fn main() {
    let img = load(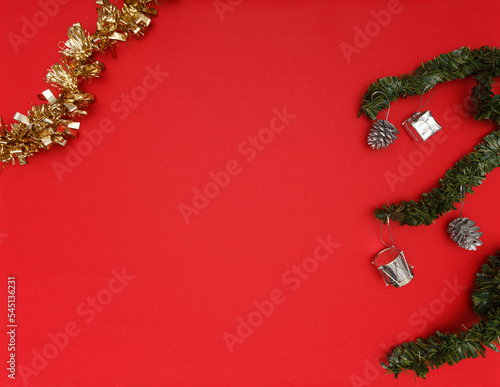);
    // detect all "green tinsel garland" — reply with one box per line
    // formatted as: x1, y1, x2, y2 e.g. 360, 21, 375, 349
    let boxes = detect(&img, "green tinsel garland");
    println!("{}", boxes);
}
382, 251, 500, 379
359, 46, 500, 226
